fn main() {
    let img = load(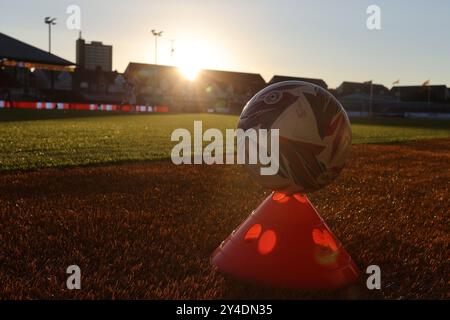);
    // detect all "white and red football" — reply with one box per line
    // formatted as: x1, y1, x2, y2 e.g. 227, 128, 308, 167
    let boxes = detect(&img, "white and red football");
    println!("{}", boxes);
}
238, 81, 352, 193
